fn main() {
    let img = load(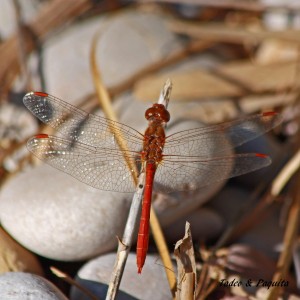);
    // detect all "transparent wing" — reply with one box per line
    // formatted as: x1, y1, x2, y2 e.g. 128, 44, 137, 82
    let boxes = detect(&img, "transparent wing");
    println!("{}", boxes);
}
154, 153, 271, 193
164, 112, 282, 157
27, 135, 140, 192
23, 92, 144, 151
